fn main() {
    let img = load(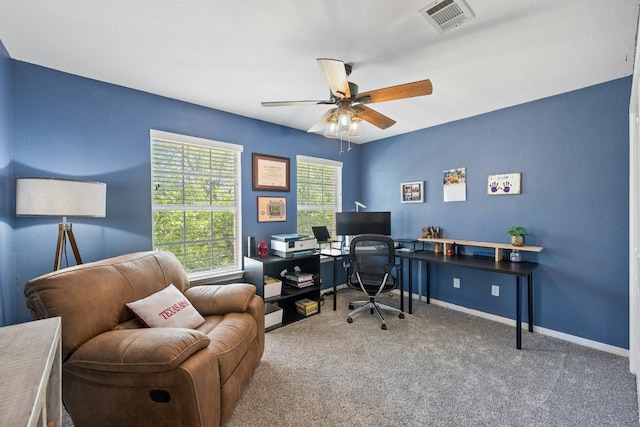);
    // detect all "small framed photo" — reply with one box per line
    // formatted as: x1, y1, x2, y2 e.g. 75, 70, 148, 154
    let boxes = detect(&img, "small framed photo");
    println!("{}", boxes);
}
252, 153, 290, 192
401, 181, 424, 203
487, 172, 522, 195
257, 196, 287, 222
